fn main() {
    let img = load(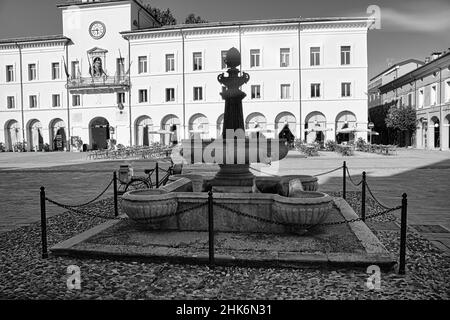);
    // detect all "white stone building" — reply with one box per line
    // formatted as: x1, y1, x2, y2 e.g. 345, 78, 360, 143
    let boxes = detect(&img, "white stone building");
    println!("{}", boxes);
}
0, 0, 369, 151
